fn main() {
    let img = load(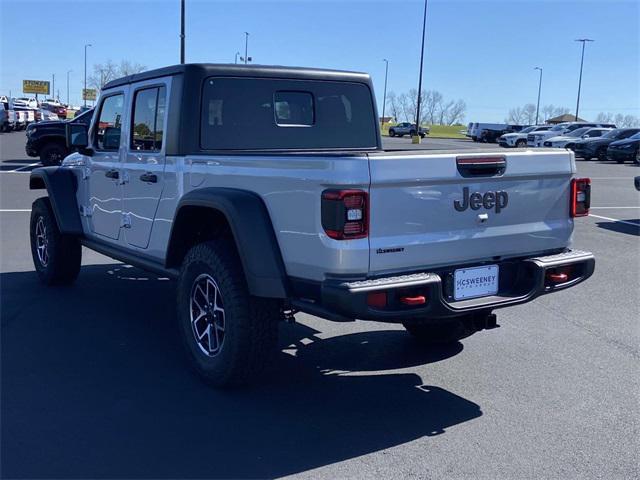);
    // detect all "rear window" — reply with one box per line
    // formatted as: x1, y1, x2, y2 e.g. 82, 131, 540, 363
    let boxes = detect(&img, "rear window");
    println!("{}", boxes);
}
200, 77, 377, 150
